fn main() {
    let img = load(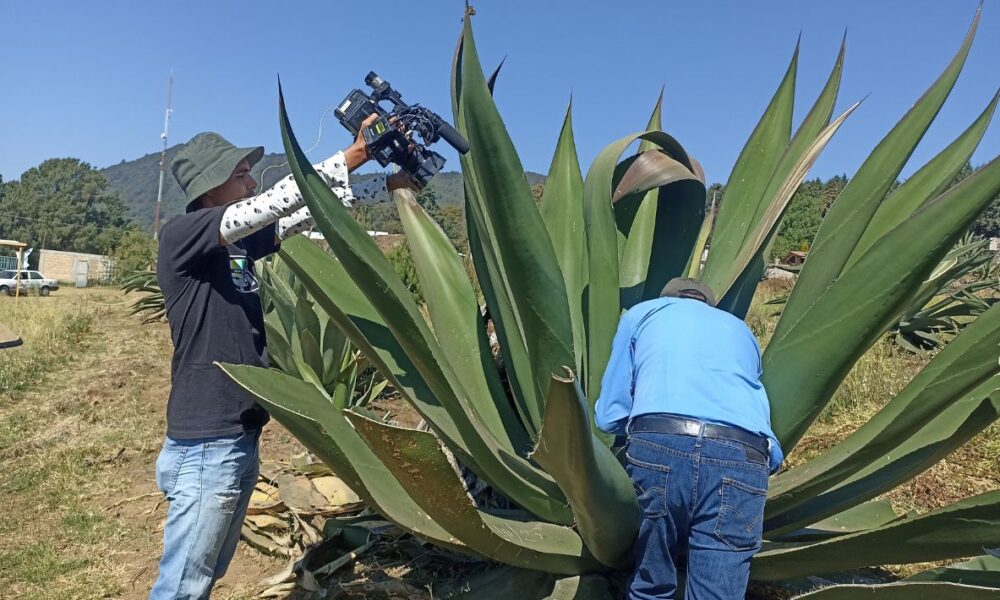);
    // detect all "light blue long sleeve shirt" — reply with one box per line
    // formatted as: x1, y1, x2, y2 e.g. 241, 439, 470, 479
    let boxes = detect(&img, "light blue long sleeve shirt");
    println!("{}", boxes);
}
595, 297, 783, 473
